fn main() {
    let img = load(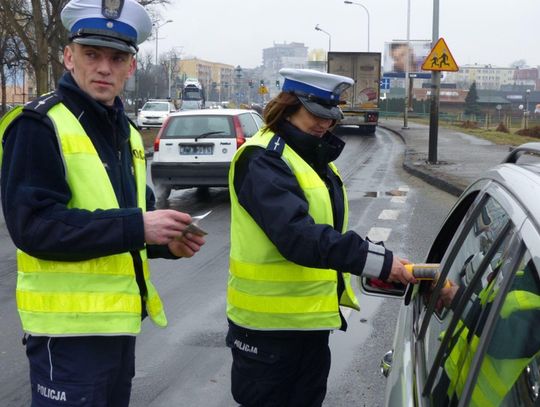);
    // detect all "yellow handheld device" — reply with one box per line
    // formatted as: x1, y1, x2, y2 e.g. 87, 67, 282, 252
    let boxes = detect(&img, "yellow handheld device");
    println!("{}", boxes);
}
404, 263, 451, 288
